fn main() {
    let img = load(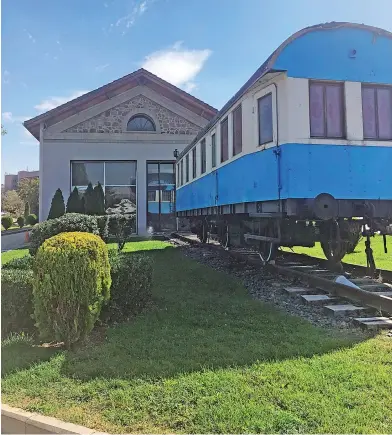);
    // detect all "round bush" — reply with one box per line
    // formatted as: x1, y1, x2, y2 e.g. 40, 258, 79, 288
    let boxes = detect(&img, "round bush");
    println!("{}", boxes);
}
33, 232, 111, 348
26, 214, 38, 226
2, 255, 33, 270
2, 215, 13, 230
17, 216, 25, 228
29, 213, 100, 255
